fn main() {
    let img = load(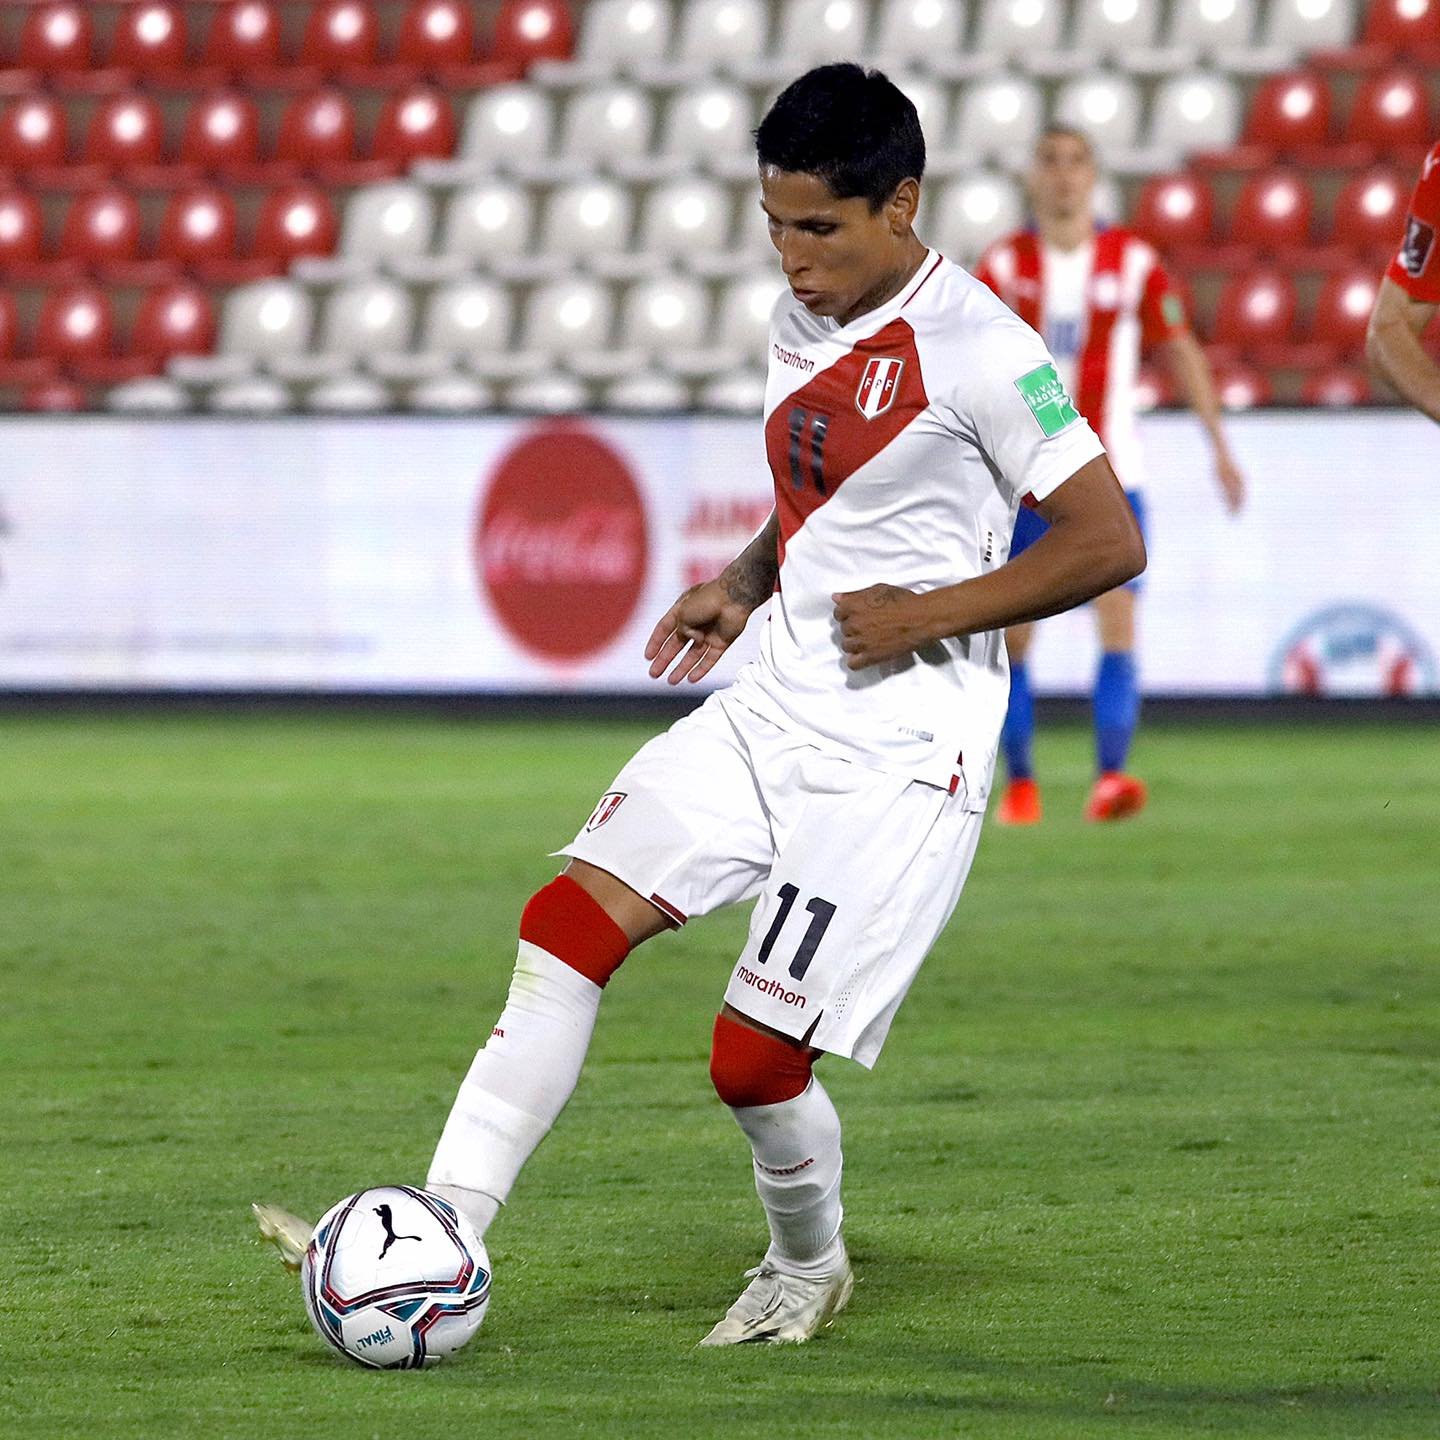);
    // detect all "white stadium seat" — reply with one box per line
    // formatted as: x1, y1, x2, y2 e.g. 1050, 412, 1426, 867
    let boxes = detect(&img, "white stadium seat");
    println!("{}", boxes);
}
408, 374, 497, 412
442, 180, 534, 264
1052, 73, 1143, 159
734, 184, 777, 255
560, 83, 654, 164
930, 172, 1023, 263
320, 279, 415, 359
522, 277, 616, 353
661, 82, 753, 159
1073, 0, 1164, 56
974, 0, 1065, 55
873, 0, 966, 61
716, 272, 787, 354
578, 0, 674, 66
698, 367, 767, 412
774, 0, 873, 64
892, 74, 948, 142
306, 375, 391, 412
461, 85, 555, 165
949, 74, 1043, 160
1165, 0, 1257, 50
675, 0, 770, 64
208, 377, 294, 413
639, 177, 732, 256
340, 182, 435, 266
540, 179, 634, 258
605, 370, 690, 410
507, 371, 592, 411
107, 377, 191, 413
621, 273, 711, 350
219, 280, 314, 362
421, 278, 515, 357
1148, 71, 1241, 155
1261, 0, 1355, 49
